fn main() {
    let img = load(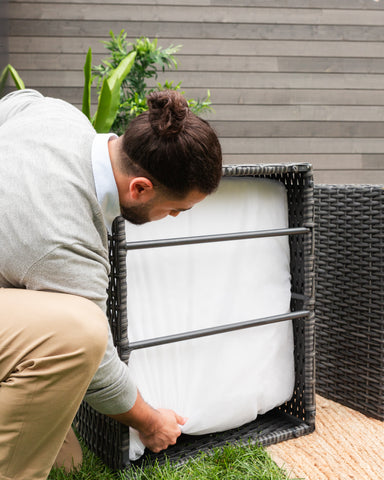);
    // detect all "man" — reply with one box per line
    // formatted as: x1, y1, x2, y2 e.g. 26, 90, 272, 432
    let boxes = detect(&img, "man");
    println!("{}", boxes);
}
0, 88, 222, 479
